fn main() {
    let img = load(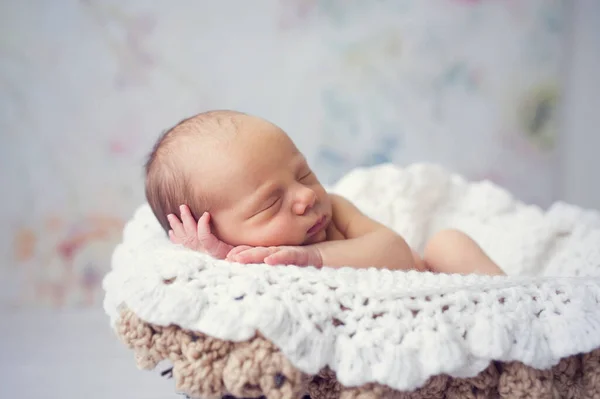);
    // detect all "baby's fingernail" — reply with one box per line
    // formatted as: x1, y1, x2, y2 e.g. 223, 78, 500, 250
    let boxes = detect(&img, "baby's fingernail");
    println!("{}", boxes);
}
179, 205, 186, 212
